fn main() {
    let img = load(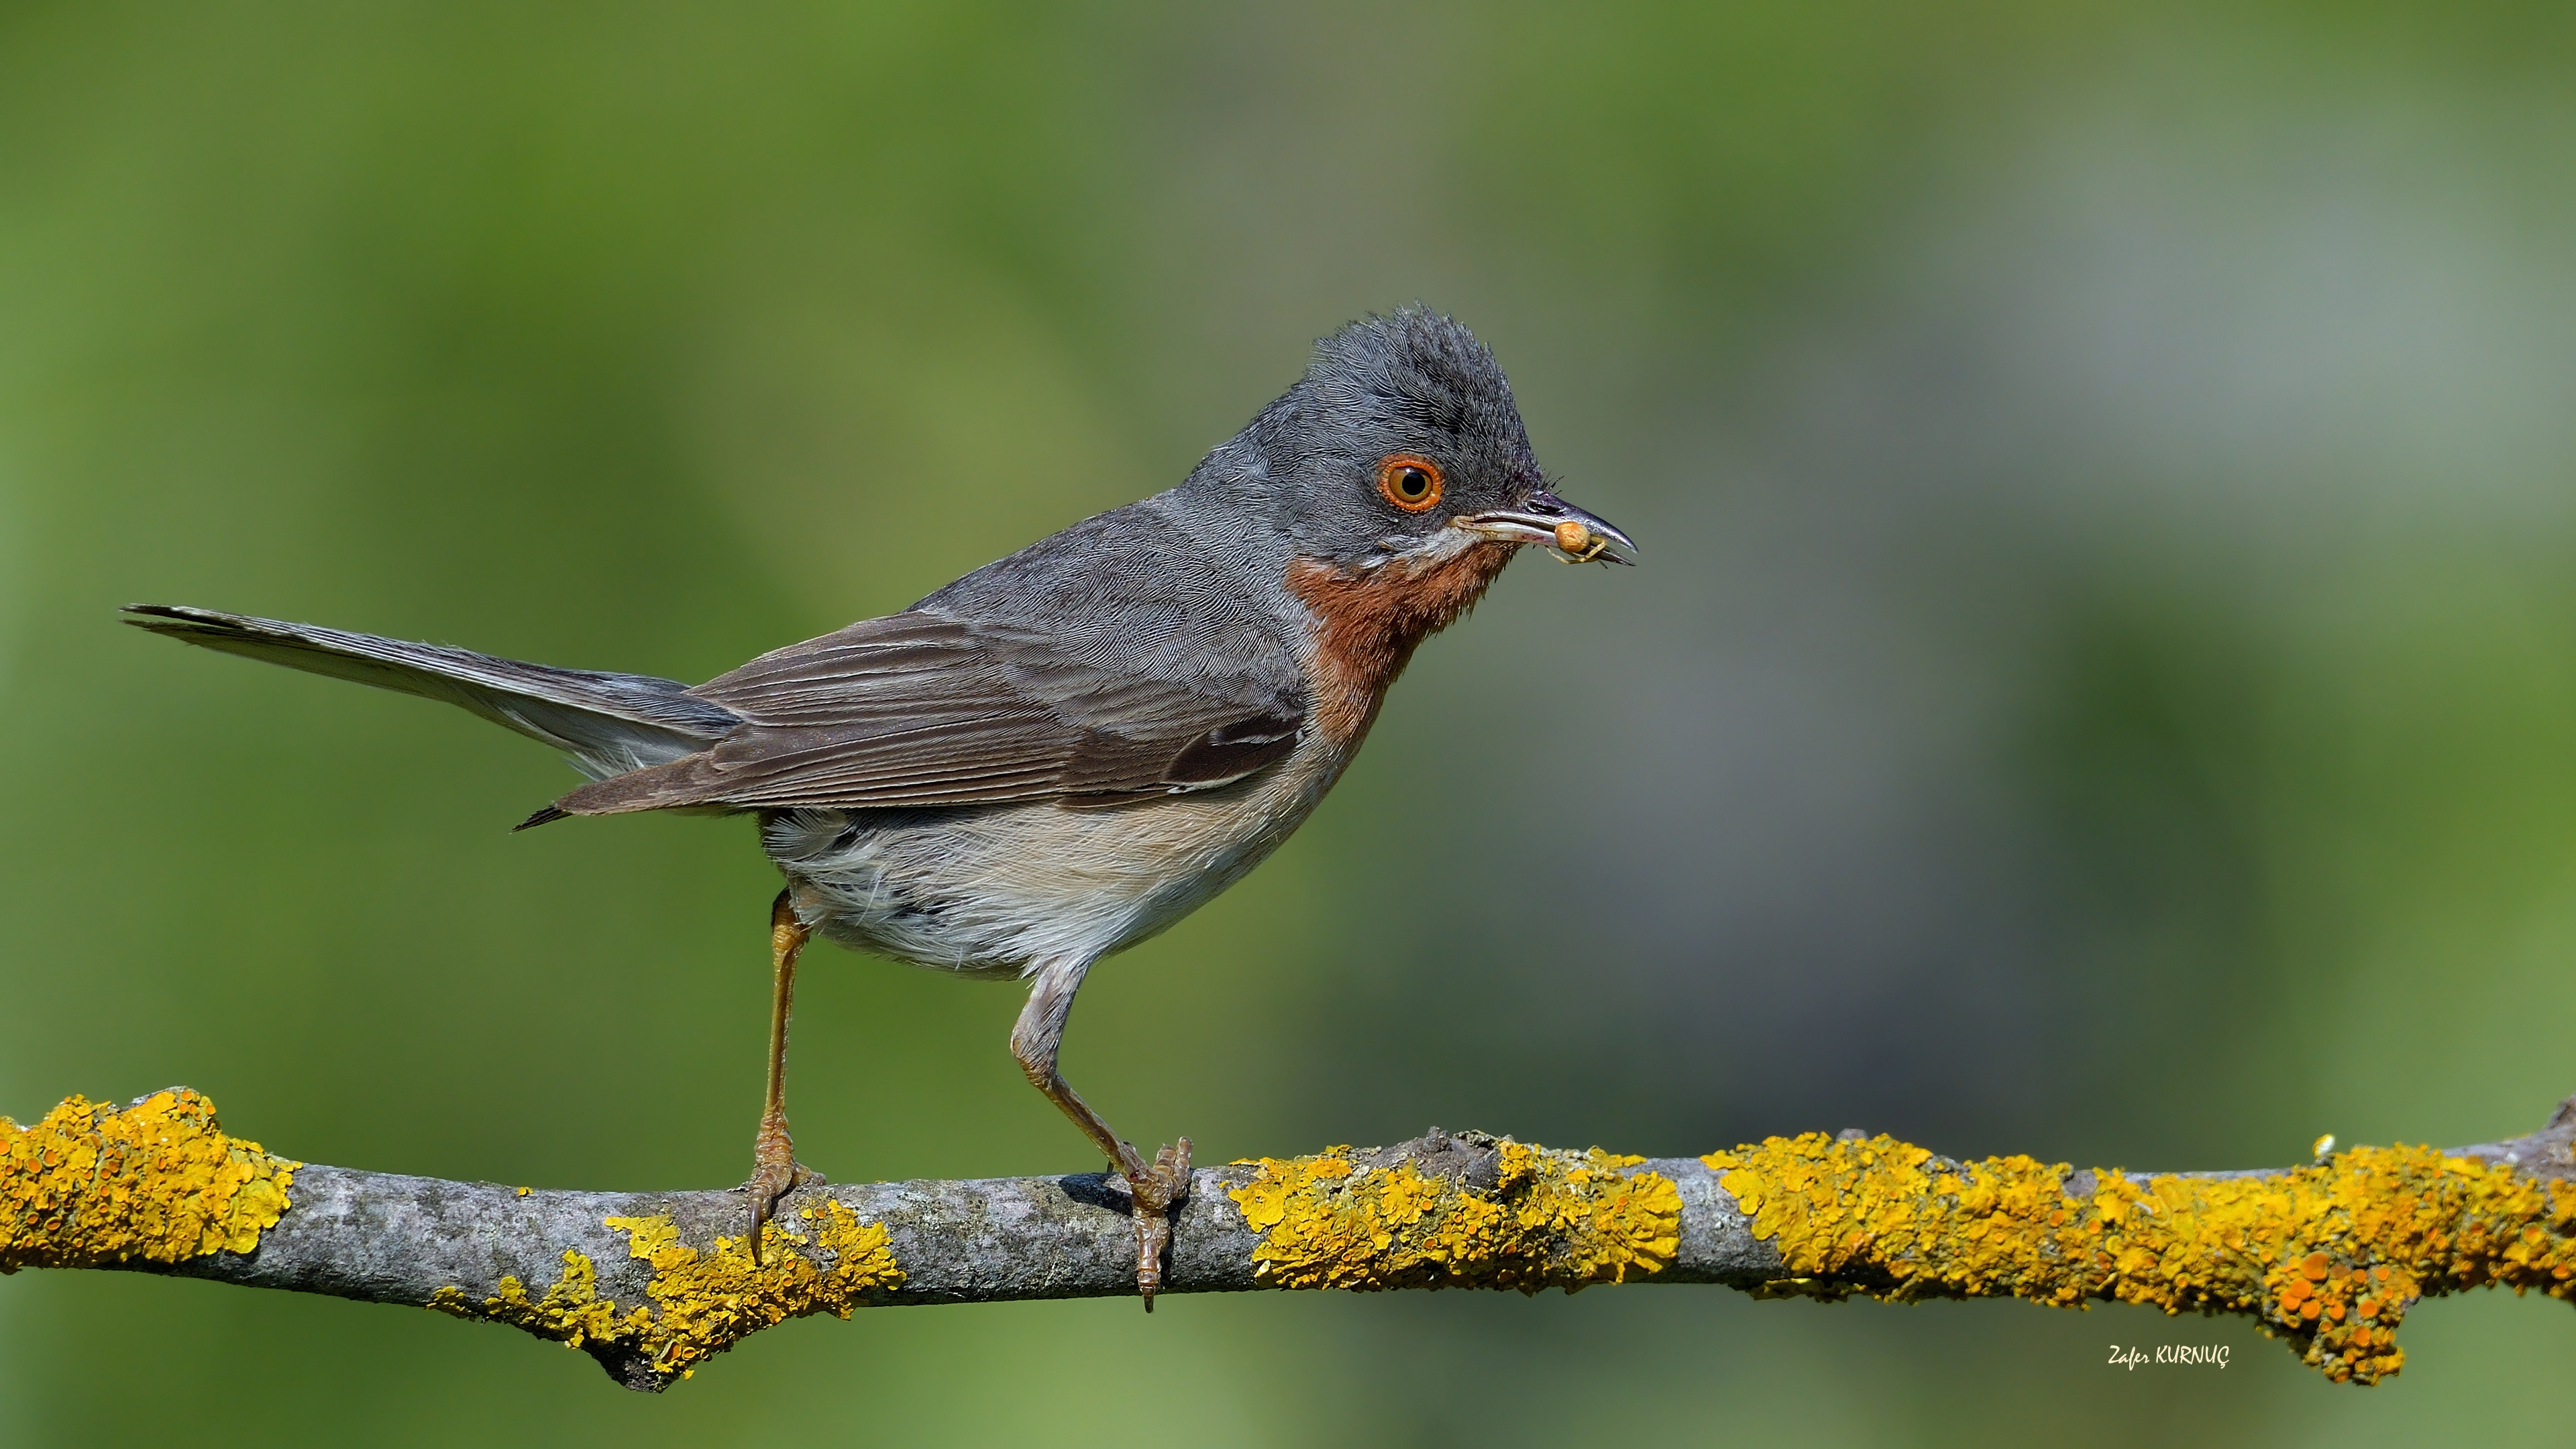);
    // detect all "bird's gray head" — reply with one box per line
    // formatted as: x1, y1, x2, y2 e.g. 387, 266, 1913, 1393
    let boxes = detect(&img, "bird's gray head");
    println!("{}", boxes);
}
1189, 308, 1634, 571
